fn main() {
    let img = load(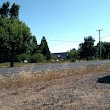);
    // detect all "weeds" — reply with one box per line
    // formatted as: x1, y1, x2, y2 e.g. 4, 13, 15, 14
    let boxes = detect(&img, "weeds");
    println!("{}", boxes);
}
0, 64, 110, 89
